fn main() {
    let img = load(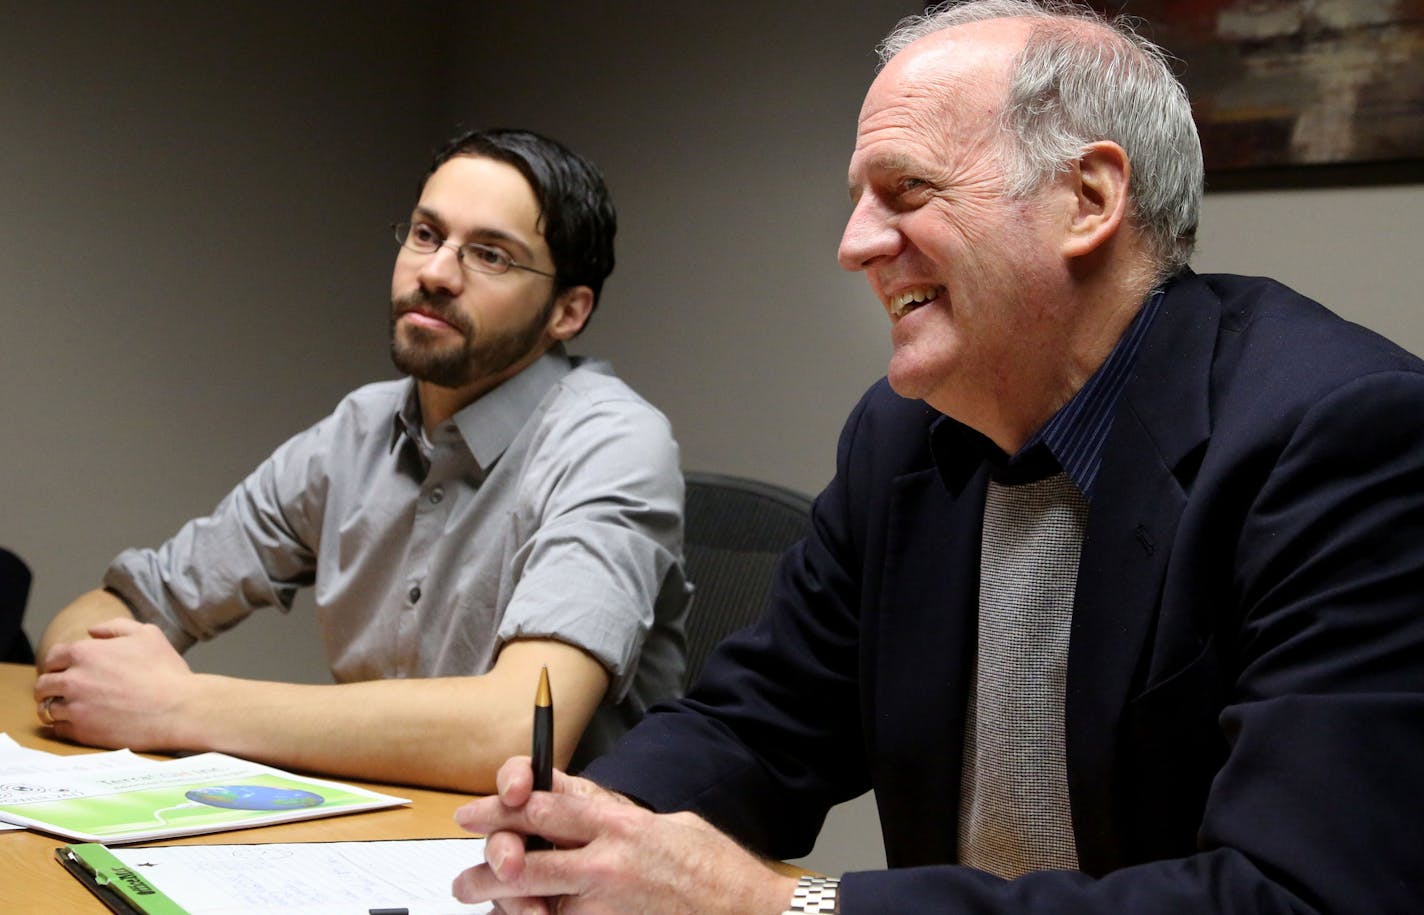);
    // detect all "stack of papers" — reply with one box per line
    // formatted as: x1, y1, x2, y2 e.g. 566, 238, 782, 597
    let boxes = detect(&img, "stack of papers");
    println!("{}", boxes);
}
0, 733, 408, 844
